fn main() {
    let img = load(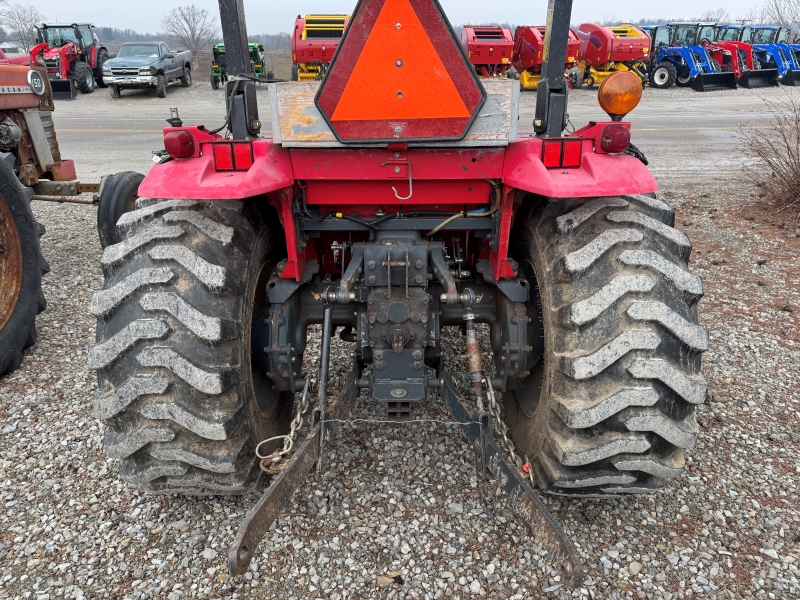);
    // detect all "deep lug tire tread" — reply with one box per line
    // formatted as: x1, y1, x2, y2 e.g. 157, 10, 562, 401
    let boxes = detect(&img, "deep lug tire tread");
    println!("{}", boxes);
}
506, 194, 706, 495
91, 200, 290, 494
